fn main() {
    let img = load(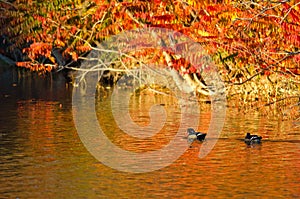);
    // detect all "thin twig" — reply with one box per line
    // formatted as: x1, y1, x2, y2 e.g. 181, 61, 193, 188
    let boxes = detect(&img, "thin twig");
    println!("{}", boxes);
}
264, 96, 299, 106
280, 2, 300, 23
